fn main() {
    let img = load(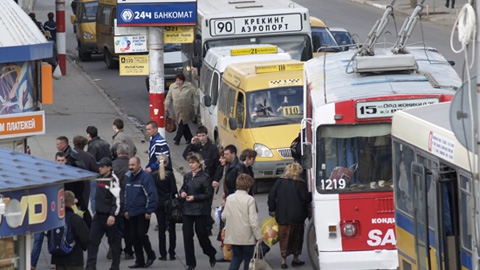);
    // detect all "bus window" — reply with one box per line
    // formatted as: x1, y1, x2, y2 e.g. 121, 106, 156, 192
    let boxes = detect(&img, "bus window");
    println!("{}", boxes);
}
236, 93, 245, 128
211, 72, 219, 106
394, 142, 415, 215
